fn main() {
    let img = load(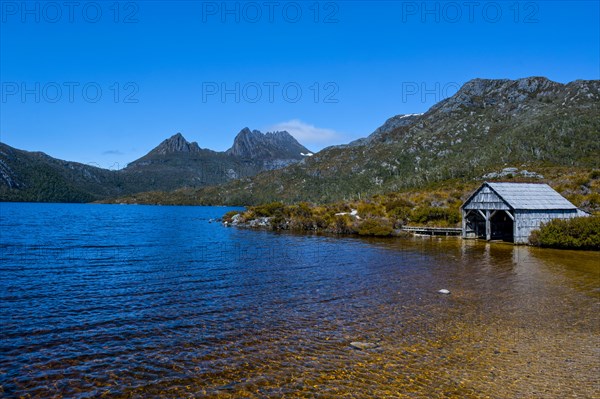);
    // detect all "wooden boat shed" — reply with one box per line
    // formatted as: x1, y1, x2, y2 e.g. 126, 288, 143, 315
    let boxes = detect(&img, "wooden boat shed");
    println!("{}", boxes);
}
461, 182, 587, 244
